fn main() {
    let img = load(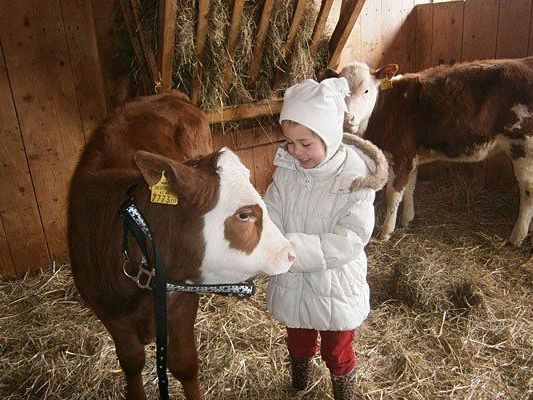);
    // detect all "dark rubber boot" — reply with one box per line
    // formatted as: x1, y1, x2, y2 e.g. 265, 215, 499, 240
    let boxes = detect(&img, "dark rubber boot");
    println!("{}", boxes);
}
290, 357, 312, 391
